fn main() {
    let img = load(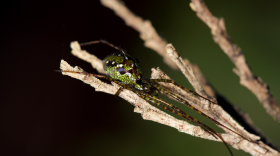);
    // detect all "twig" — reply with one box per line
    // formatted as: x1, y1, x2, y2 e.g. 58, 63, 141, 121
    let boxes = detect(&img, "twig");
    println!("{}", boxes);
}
191, 64, 216, 97
190, 0, 280, 122
70, 41, 105, 74
165, 44, 209, 99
